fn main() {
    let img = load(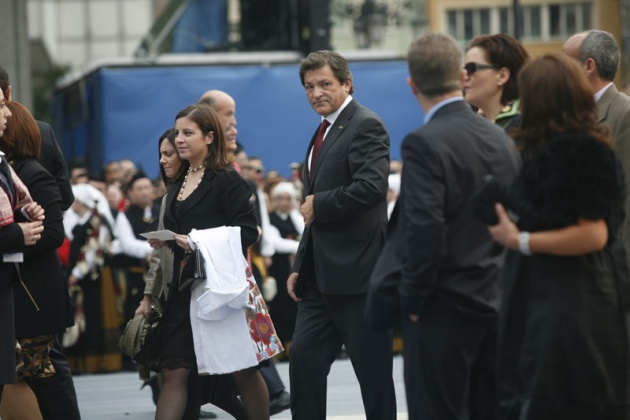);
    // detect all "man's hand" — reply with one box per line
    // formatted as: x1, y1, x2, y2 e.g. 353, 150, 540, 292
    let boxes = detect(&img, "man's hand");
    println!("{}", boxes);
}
19, 221, 44, 245
23, 202, 45, 221
287, 272, 301, 302
300, 195, 315, 227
